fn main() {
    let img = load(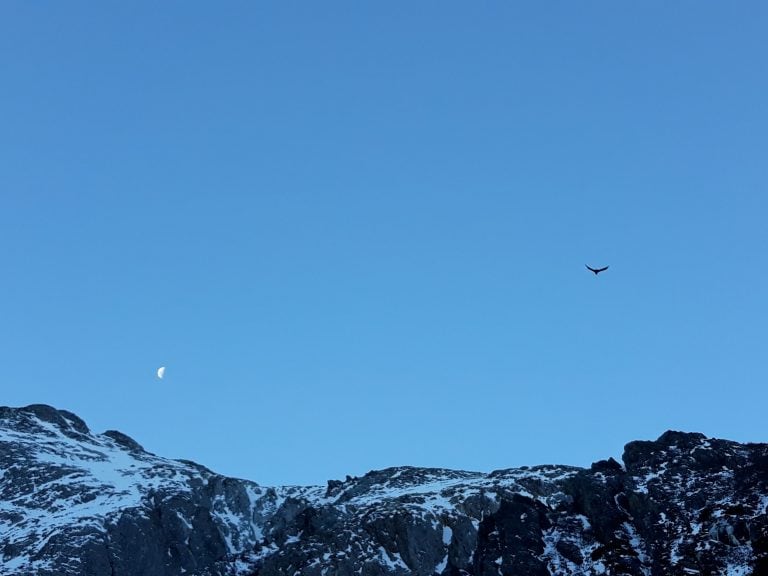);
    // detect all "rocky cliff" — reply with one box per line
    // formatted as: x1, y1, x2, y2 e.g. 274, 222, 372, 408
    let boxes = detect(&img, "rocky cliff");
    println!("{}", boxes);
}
1, 404, 766, 575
